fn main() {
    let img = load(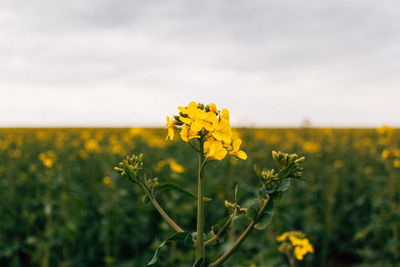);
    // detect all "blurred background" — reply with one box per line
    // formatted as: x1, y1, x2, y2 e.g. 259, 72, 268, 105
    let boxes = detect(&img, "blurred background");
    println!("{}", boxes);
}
1, 1, 399, 266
